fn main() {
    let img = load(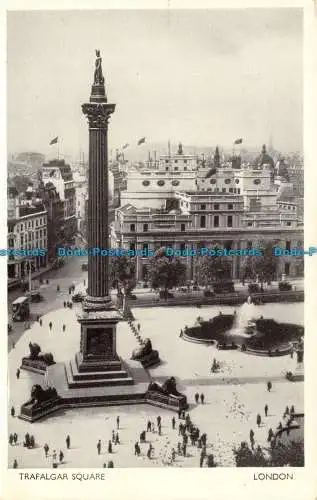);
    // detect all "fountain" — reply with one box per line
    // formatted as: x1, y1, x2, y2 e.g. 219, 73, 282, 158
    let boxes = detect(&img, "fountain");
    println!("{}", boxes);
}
182, 295, 304, 356
234, 296, 261, 336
